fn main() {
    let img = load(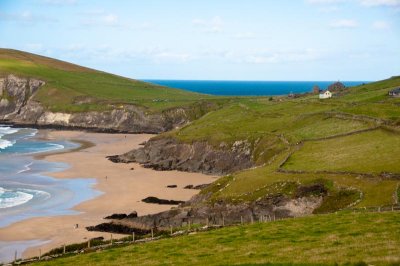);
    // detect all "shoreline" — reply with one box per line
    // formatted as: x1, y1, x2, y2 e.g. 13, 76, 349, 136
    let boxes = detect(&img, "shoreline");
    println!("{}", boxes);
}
0, 130, 217, 262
